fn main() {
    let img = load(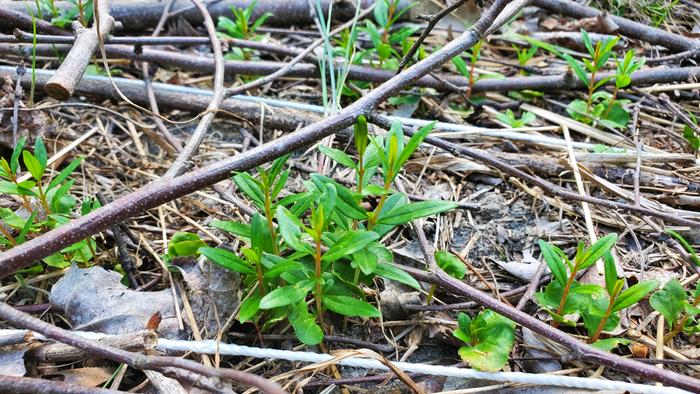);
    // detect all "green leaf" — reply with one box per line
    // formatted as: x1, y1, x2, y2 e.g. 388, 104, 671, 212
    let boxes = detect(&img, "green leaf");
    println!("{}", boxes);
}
354, 115, 369, 157
538, 240, 567, 286
34, 137, 47, 170
276, 206, 314, 254
452, 56, 469, 78
239, 293, 261, 323
0, 180, 35, 196
250, 213, 273, 255
373, 0, 388, 28
48, 157, 83, 190
582, 297, 619, 336
352, 247, 378, 275
323, 295, 380, 317
667, 229, 700, 265
233, 172, 265, 208
374, 263, 421, 290
395, 122, 435, 173
562, 54, 589, 86
289, 301, 323, 345
612, 280, 657, 312
10, 136, 26, 174
456, 310, 516, 372
260, 285, 309, 309
591, 337, 631, 352
318, 145, 356, 169
262, 254, 307, 278
603, 251, 617, 296
435, 251, 466, 280
210, 220, 251, 240
199, 246, 256, 275
310, 175, 367, 220
377, 200, 456, 225
650, 279, 687, 328
578, 233, 617, 270
16, 211, 36, 244
22, 151, 44, 181
323, 231, 379, 262
167, 232, 206, 257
